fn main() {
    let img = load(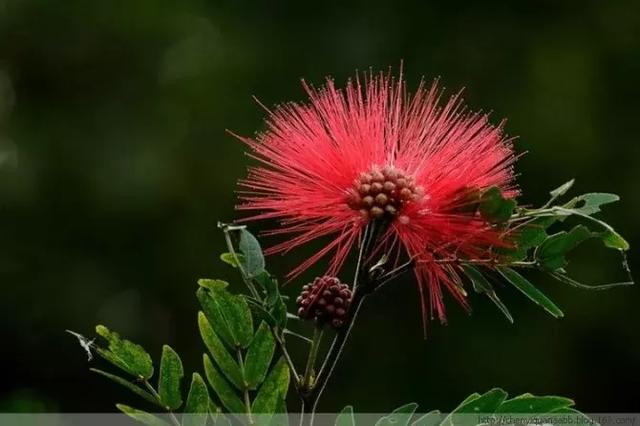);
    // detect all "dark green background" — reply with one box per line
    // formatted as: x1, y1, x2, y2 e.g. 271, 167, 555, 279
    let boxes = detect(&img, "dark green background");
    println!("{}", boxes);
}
0, 0, 638, 413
